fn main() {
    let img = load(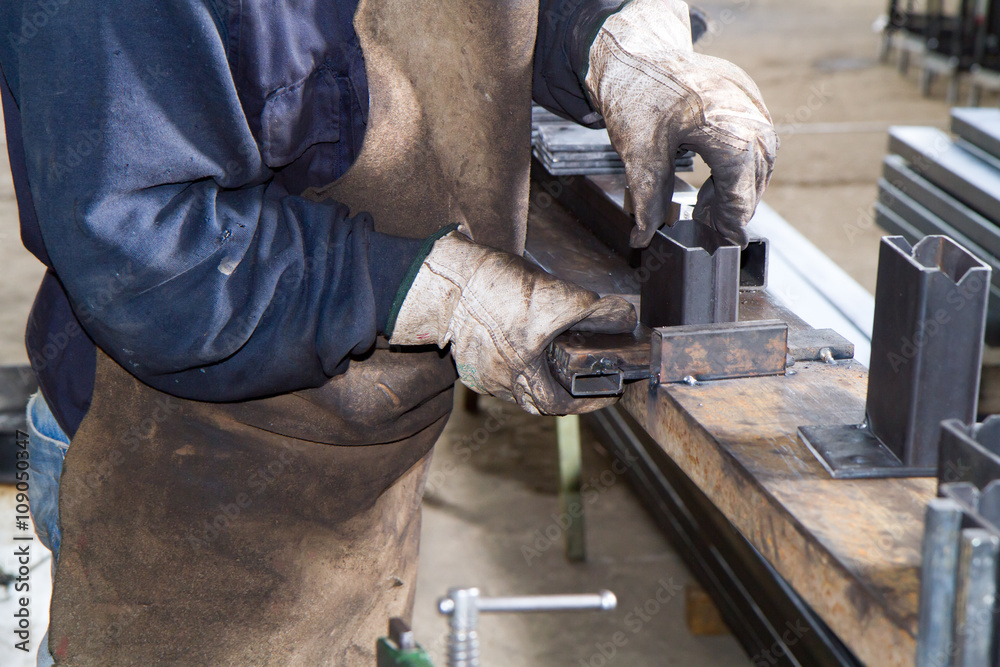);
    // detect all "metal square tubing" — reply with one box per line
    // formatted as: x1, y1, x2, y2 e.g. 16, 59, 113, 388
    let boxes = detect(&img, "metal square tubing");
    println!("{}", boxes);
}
640, 220, 741, 329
